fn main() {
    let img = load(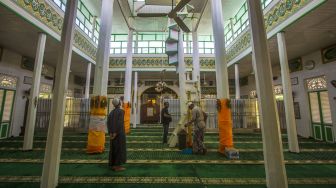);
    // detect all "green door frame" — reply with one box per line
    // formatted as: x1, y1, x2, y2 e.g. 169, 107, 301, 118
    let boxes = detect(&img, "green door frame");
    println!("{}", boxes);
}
308, 90, 333, 142
0, 89, 16, 139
